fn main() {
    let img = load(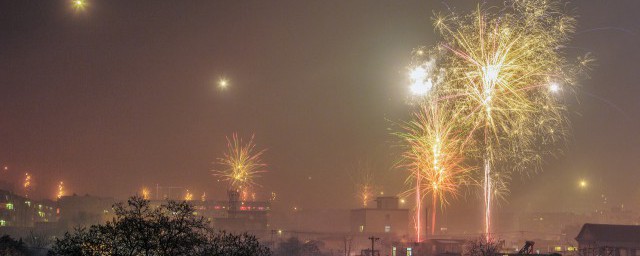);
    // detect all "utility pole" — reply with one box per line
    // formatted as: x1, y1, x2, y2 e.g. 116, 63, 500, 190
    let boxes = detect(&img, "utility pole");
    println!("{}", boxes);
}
270, 229, 277, 249
368, 236, 379, 256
